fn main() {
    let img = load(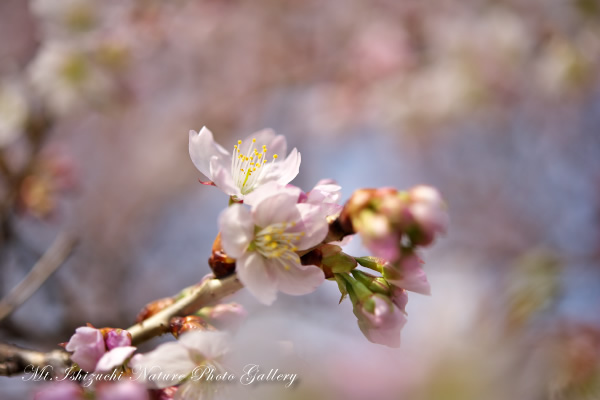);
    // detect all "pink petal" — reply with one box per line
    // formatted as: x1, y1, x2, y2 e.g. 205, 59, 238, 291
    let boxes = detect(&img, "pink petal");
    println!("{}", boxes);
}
95, 346, 136, 372
390, 287, 409, 313
252, 191, 301, 228
385, 255, 431, 295
65, 326, 102, 351
179, 331, 231, 360
65, 327, 105, 372
294, 203, 329, 250
236, 252, 278, 305
189, 127, 229, 179
106, 330, 131, 350
270, 259, 325, 296
358, 313, 406, 348
218, 204, 254, 258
